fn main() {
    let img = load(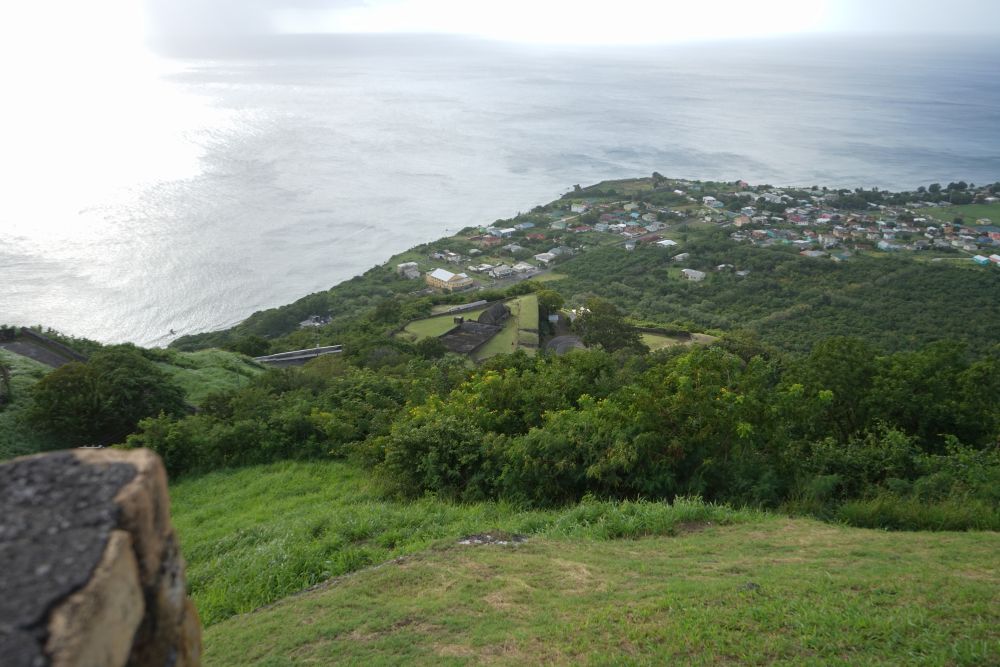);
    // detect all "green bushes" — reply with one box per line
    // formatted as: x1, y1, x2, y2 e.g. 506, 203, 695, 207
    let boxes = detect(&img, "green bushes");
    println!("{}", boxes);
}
129, 359, 467, 477
362, 341, 999, 526
28, 345, 187, 446
145, 326, 1000, 530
